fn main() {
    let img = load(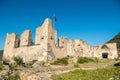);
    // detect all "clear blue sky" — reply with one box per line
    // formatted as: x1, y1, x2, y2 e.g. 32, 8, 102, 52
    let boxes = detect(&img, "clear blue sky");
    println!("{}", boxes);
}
0, 0, 120, 50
